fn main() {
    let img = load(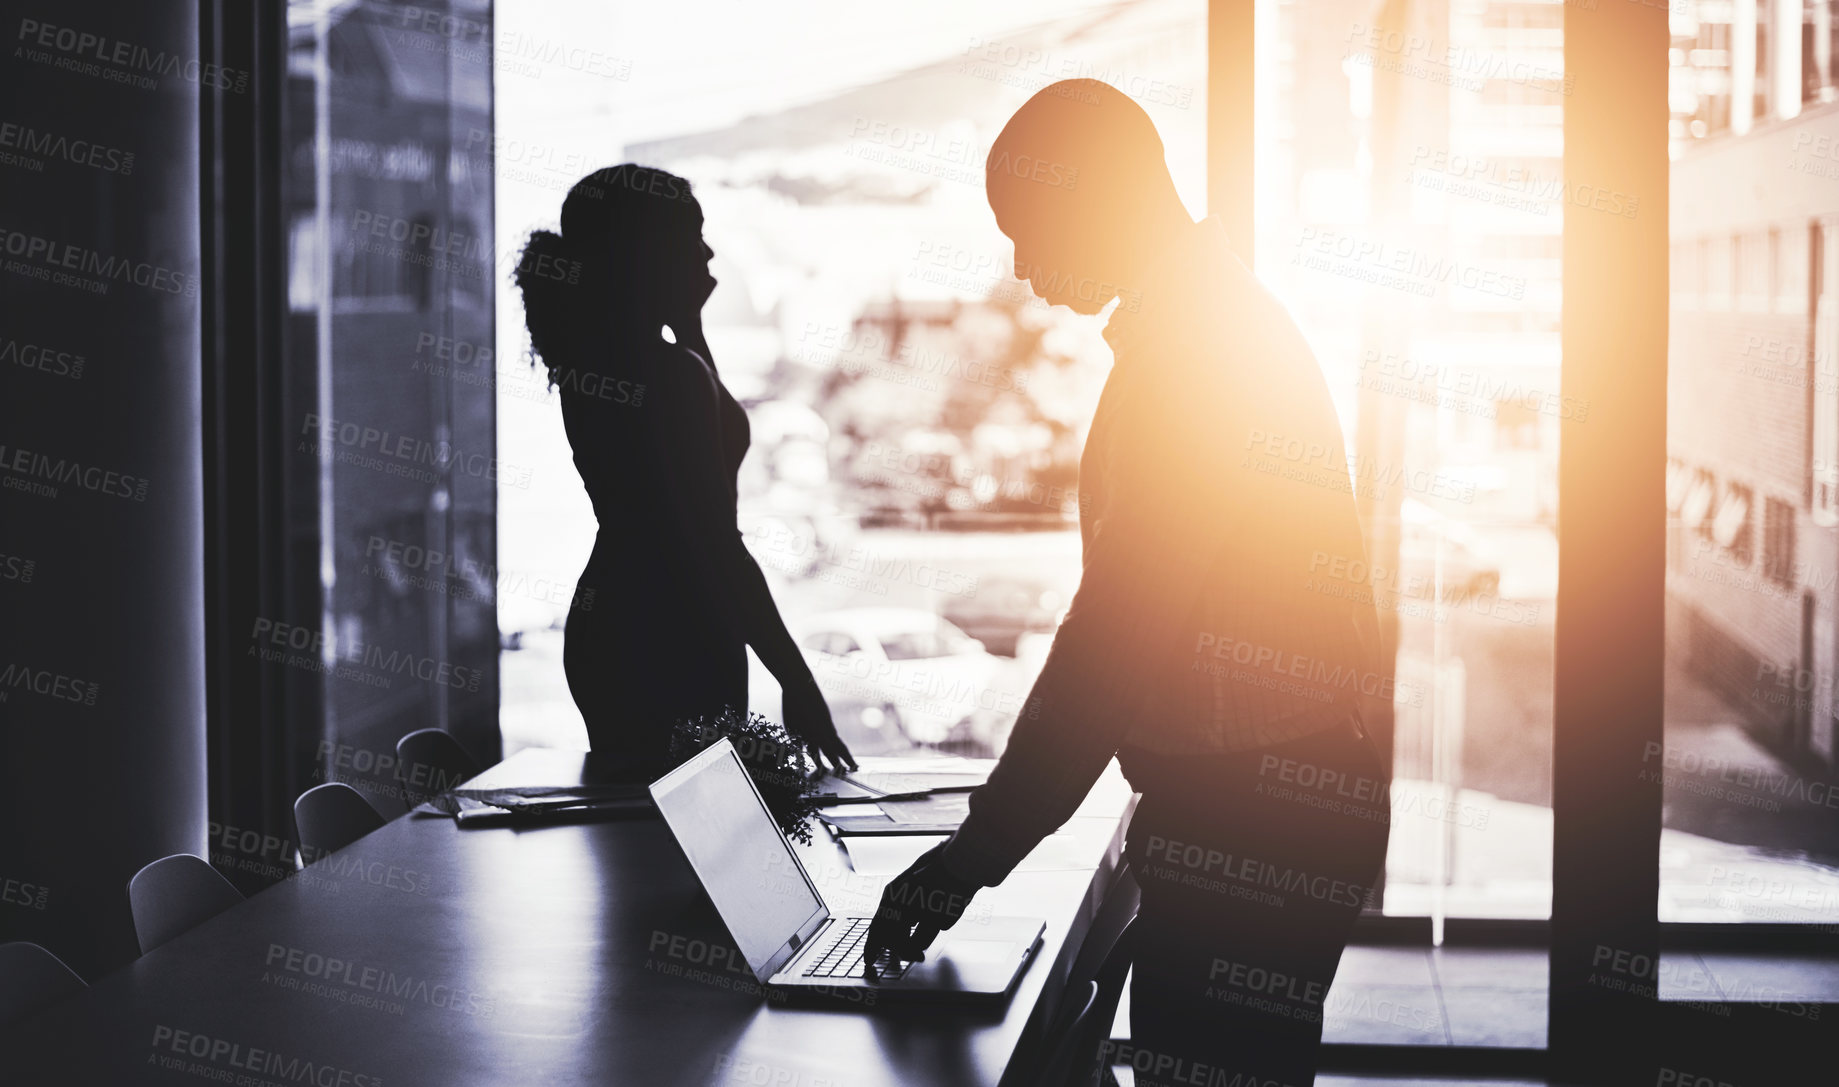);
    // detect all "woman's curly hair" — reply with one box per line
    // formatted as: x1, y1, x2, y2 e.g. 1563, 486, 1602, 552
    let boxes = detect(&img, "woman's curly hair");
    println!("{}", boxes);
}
512, 164, 701, 387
